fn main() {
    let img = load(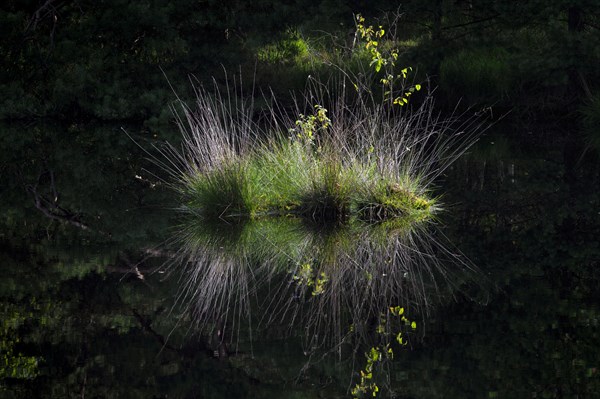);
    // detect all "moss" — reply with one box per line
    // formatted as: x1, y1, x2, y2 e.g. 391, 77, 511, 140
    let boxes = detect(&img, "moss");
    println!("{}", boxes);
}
356, 183, 434, 223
